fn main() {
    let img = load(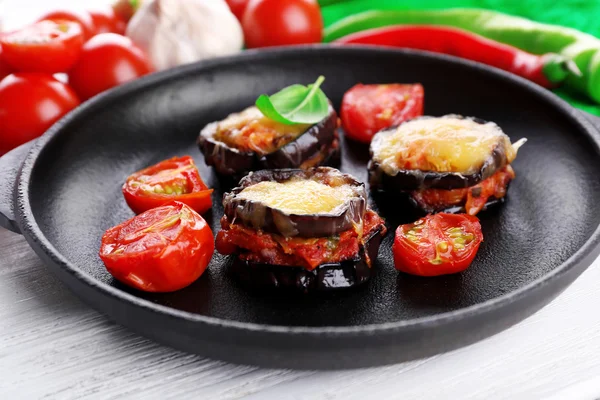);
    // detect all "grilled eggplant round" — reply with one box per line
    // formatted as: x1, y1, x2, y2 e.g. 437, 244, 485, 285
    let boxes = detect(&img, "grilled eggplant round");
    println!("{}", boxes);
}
198, 105, 339, 177
368, 115, 523, 192
229, 226, 385, 292
223, 167, 367, 238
